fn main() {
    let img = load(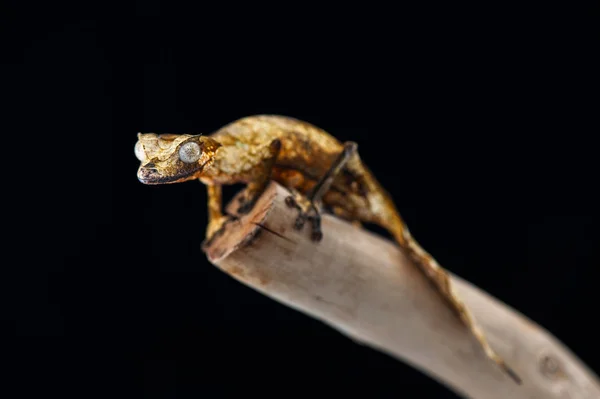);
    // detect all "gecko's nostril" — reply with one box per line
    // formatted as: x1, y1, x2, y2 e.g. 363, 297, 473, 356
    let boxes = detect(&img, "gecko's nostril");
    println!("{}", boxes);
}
143, 162, 156, 169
